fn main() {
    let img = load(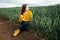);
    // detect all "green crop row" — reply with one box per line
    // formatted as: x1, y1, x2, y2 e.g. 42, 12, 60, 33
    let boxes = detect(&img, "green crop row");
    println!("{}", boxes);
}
0, 5, 60, 40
